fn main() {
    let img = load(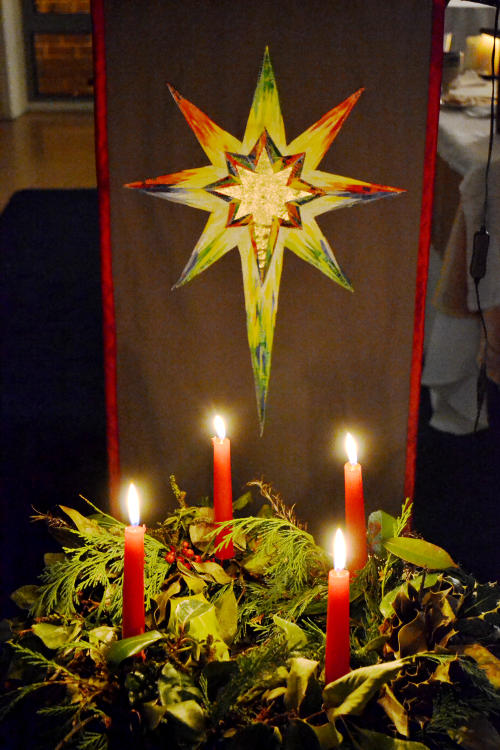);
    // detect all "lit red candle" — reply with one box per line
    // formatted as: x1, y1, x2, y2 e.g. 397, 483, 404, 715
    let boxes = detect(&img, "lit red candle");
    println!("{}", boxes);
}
212, 415, 234, 560
325, 529, 350, 685
122, 483, 145, 639
344, 433, 367, 573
